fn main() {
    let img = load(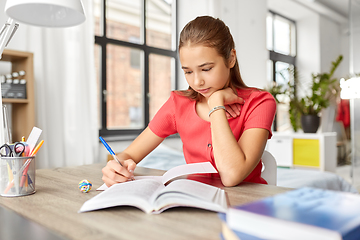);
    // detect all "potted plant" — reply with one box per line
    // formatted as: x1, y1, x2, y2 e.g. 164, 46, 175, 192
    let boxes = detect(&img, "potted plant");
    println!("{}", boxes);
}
268, 55, 343, 133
